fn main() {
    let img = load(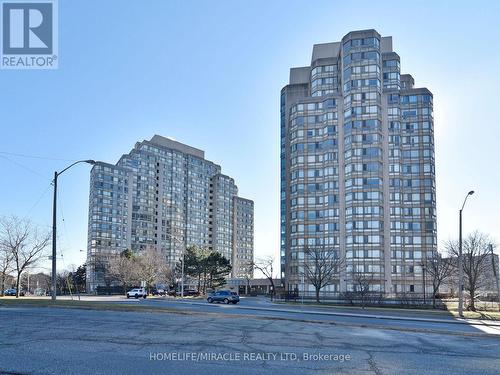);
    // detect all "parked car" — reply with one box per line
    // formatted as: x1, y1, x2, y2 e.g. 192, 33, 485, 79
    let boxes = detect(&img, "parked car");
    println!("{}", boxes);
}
152, 289, 166, 296
207, 290, 239, 304
3, 289, 24, 296
126, 288, 147, 299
